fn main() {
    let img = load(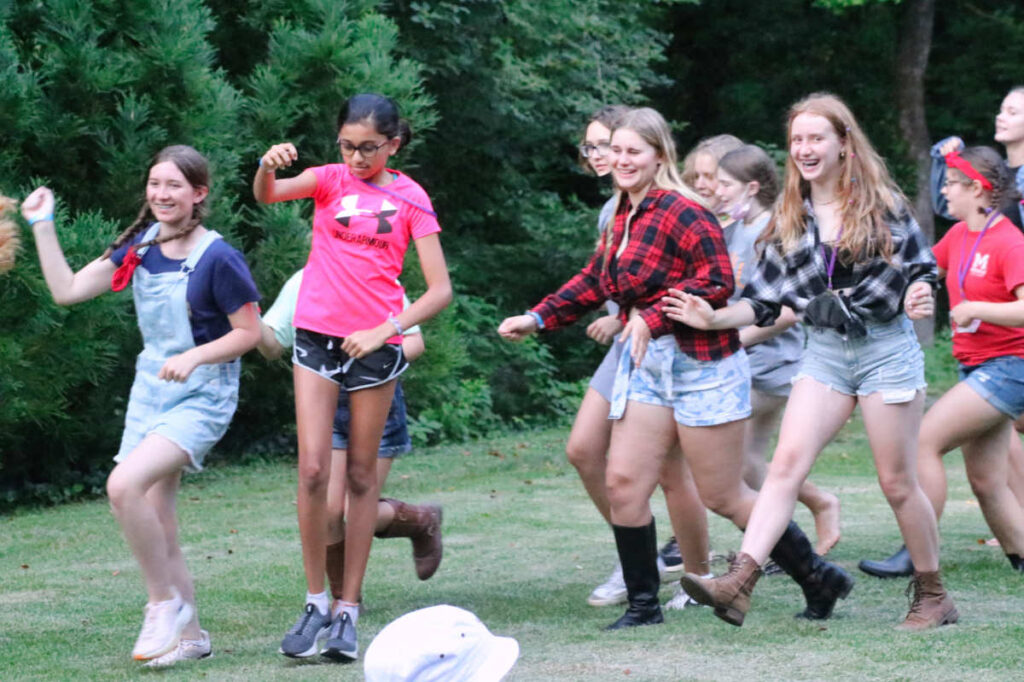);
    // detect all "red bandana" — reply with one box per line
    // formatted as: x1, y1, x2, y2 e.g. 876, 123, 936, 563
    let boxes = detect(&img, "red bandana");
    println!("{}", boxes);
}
944, 151, 993, 191
111, 246, 141, 292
